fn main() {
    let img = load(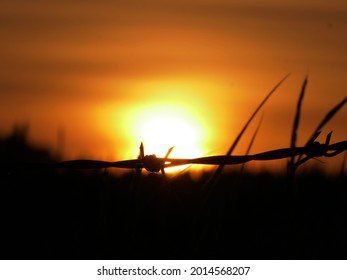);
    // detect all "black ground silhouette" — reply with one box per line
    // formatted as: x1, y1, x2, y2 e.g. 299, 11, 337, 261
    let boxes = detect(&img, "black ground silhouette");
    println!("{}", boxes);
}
1, 129, 346, 260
